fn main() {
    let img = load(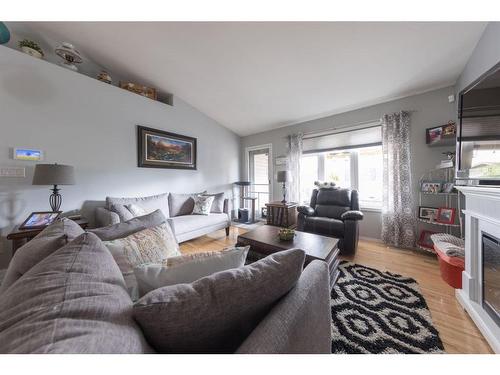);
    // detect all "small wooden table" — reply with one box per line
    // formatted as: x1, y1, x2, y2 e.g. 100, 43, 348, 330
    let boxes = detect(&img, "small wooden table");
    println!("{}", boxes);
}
237, 225, 340, 289
7, 218, 89, 254
265, 201, 298, 227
